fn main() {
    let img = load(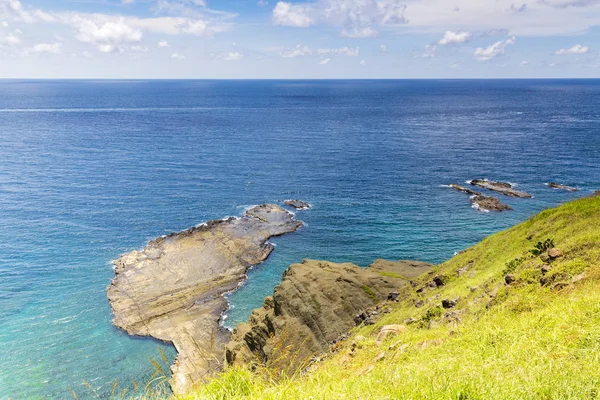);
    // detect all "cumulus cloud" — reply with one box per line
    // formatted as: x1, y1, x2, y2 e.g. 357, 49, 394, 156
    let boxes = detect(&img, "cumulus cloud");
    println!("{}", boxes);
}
157, 39, 169, 48
28, 42, 62, 54
272, 0, 407, 37
555, 44, 590, 54
170, 52, 185, 59
0, 32, 19, 45
319, 57, 330, 64
214, 51, 244, 60
474, 36, 516, 61
438, 31, 472, 45
280, 44, 311, 57
73, 18, 142, 44
520, 60, 529, 65
273, 2, 315, 27
317, 46, 359, 56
